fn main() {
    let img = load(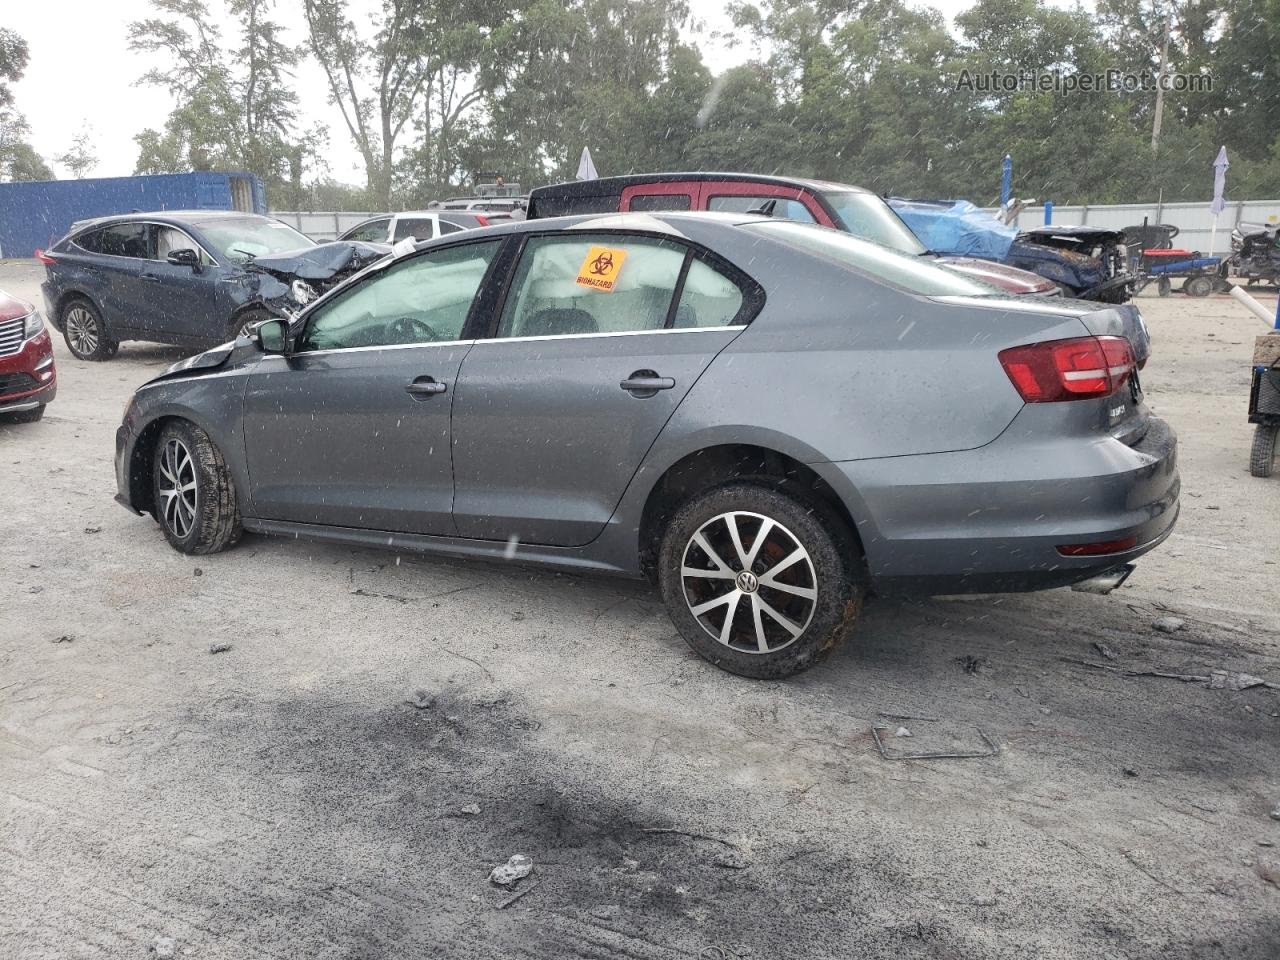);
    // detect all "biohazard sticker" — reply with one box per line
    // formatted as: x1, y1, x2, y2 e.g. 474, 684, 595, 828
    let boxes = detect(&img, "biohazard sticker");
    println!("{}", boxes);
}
575, 246, 628, 292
